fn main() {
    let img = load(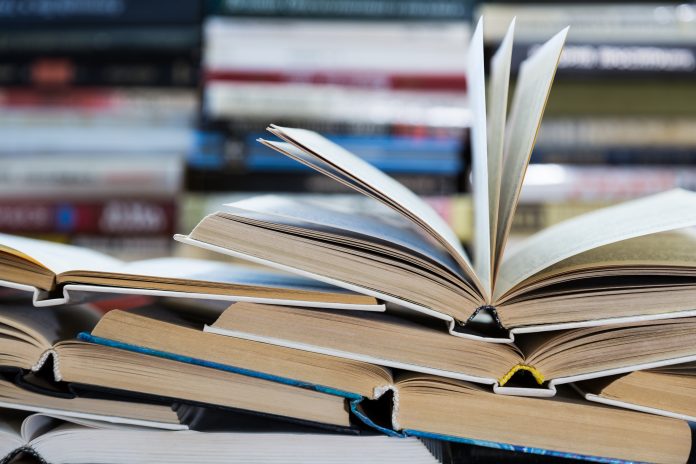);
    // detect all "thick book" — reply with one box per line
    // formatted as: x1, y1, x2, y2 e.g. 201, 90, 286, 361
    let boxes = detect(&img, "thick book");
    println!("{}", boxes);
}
203, 302, 696, 396
178, 18, 696, 342
77, 306, 692, 463
0, 233, 380, 310
0, 303, 363, 430
0, 411, 440, 464
0, 377, 183, 430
